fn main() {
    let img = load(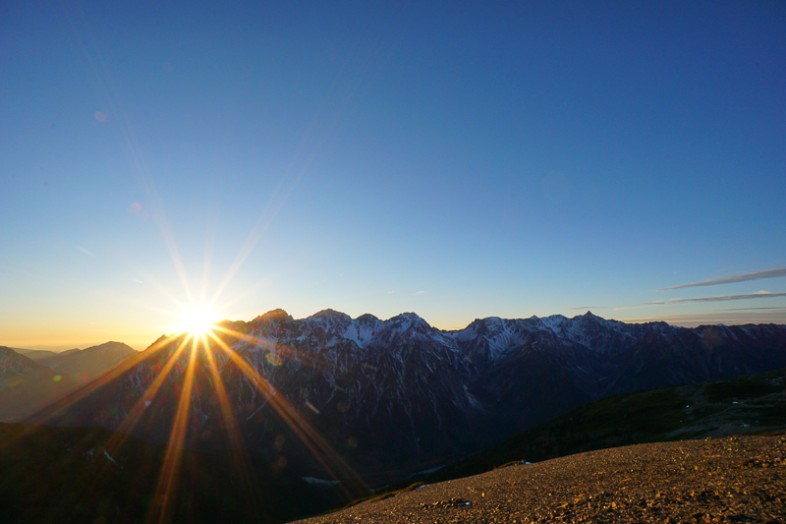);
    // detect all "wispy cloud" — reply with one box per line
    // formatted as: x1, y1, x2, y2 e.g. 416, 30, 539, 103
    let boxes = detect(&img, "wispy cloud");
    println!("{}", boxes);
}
75, 245, 95, 258
721, 306, 786, 313
623, 309, 786, 327
662, 266, 786, 290
568, 305, 601, 311
649, 290, 786, 305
